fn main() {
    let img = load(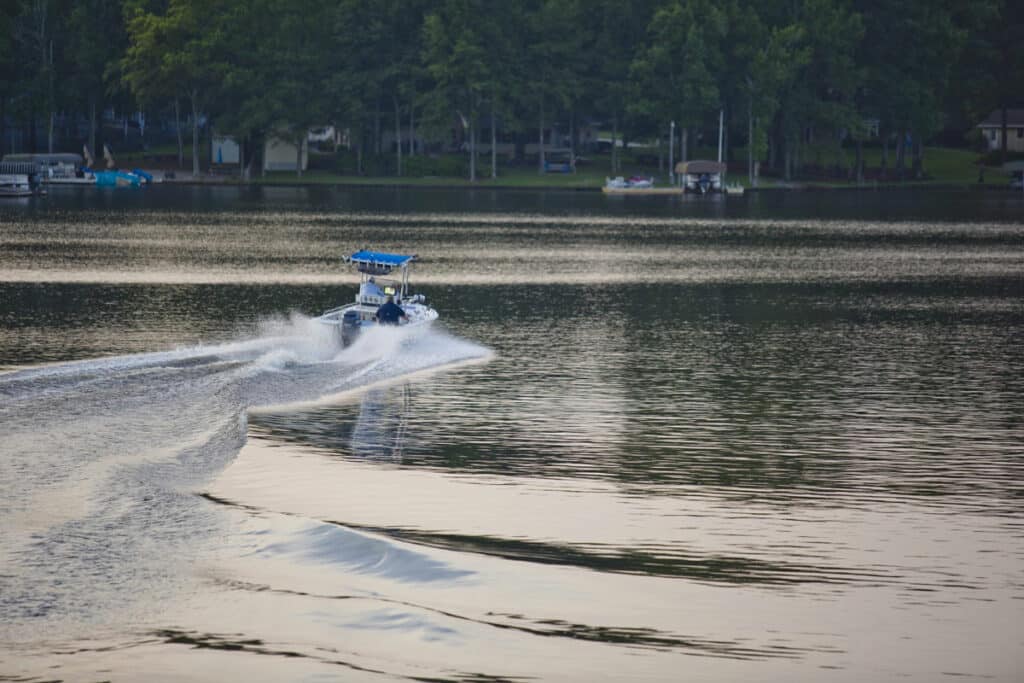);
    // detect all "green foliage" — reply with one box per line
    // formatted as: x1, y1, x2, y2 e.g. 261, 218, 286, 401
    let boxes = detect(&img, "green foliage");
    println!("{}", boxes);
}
4, 0, 1017, 182
403, 153, 468, 177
